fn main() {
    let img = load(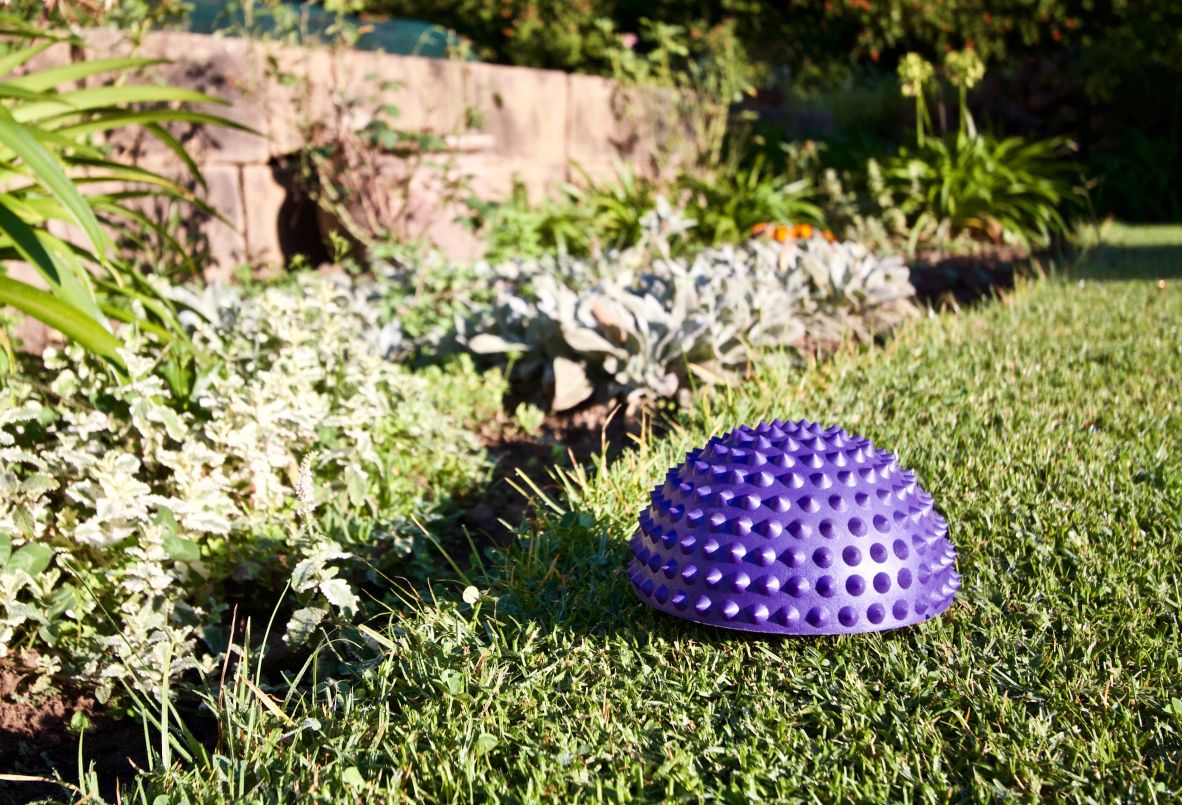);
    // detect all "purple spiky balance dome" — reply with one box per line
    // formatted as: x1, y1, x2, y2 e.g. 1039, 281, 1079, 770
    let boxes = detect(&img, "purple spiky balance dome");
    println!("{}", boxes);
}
628, 420, 960, 635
